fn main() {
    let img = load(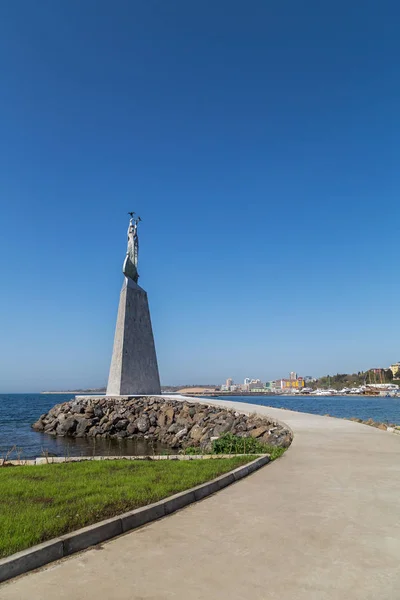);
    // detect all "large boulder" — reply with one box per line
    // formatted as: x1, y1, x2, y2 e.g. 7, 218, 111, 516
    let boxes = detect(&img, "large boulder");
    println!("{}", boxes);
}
75, 418, 92, 437
115, 419, 129, 430
94, 406, 104, 419
250, 426, 269, 439
32, 419, 45, 432
56, 417, 77, 436
164, 407, 175, 425
189, 424, 204, 441
213, 419, 234, 436
135, 415, 150, 433
127, 422, 138, 435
